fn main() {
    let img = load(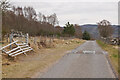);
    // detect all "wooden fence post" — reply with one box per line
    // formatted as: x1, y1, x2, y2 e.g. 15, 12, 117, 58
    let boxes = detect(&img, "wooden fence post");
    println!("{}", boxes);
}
25, 33, 29, 45
9, 33, 13, 49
